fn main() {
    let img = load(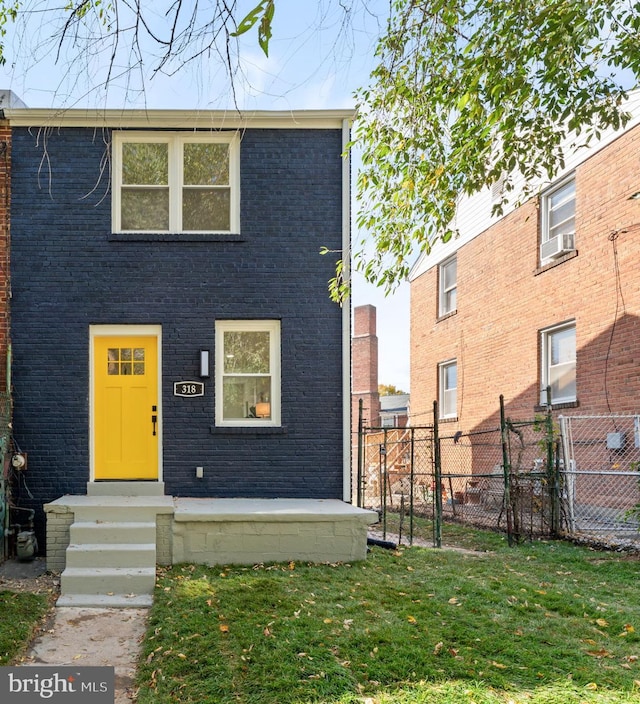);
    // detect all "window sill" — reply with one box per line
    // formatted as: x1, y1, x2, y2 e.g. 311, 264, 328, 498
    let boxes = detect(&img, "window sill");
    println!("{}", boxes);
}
437, 310, 457, 323
210, 425, 288, 435
533, 401, 579, 412
438, 416, 458, 423
109, 233, 245, 243
534, 249, 578, 275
